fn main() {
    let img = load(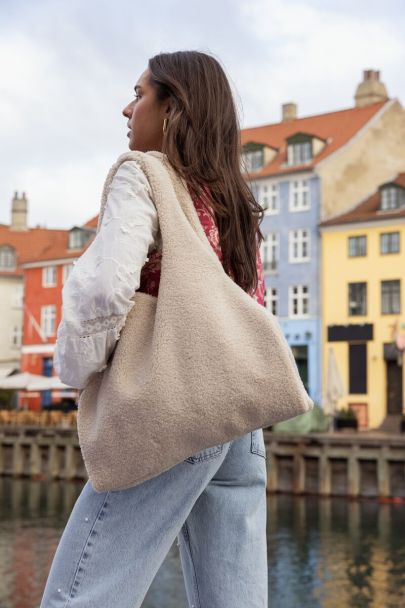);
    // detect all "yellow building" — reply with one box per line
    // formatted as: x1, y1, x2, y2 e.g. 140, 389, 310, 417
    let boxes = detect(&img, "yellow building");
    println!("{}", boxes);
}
320, 173, 405, 429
